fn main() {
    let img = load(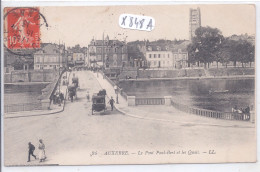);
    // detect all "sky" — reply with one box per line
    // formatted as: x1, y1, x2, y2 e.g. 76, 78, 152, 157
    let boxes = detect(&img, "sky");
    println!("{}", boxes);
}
39, 4, 255, 47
